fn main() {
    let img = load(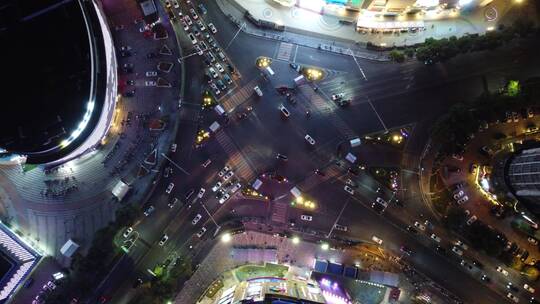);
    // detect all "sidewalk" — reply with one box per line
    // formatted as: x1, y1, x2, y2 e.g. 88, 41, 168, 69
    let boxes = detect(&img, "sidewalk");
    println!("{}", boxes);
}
215, 0, 389, 61
218, 0, 521, 52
